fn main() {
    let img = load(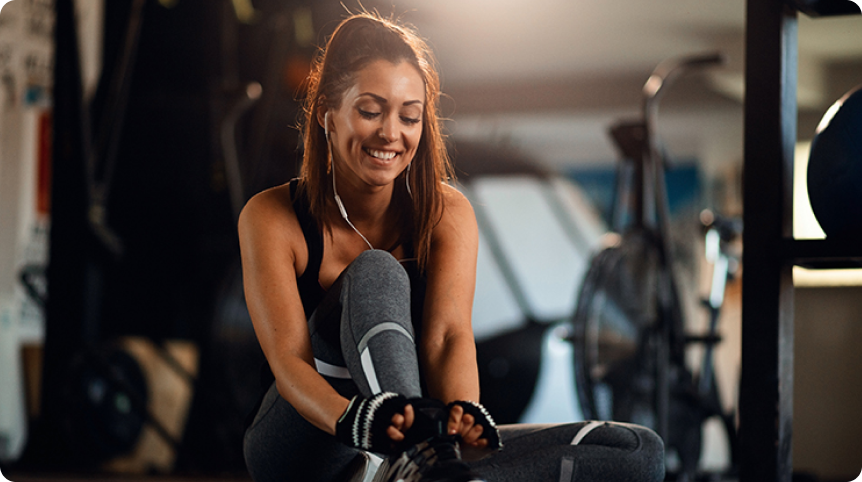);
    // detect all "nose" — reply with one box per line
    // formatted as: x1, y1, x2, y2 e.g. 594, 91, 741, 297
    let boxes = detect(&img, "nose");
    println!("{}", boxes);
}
378, 114, 398, 142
